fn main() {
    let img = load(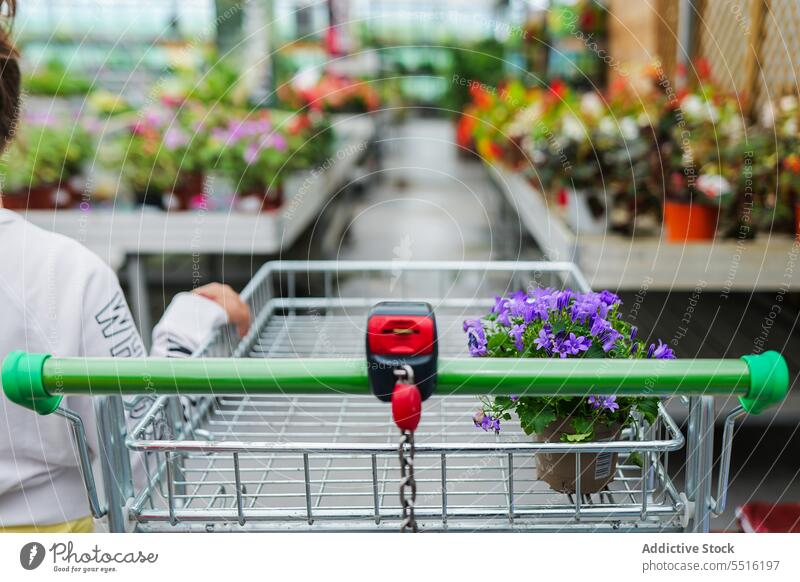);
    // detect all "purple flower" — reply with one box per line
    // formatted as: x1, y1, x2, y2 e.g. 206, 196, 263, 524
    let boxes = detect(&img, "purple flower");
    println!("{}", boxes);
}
647, 340, 675, 360
630, 326, 638, 341
598, 328, 622, 352
588, 395, 601, 409
492, 296, 508, 314
508, 291, 534, 322
475, 412, 501, 433
590, 316, 610, 337
533, 324, 554, 353
601, 396, 619, 412
510, 394, 519, 402
557, 332, 591, 357
497, 310, 512, 326
464, 319, 488, 357
509, 323, 526, 351
570, 293, 602, 323
555, 289, 573, 310
599, 290, 621, 306
631, 343, 639, 355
